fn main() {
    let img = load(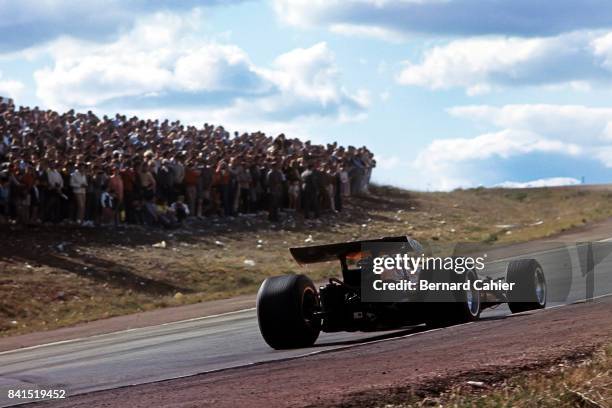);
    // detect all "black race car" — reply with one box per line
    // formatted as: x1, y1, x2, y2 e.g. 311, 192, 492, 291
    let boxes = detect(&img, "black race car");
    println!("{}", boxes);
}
257, 236, 547, 349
